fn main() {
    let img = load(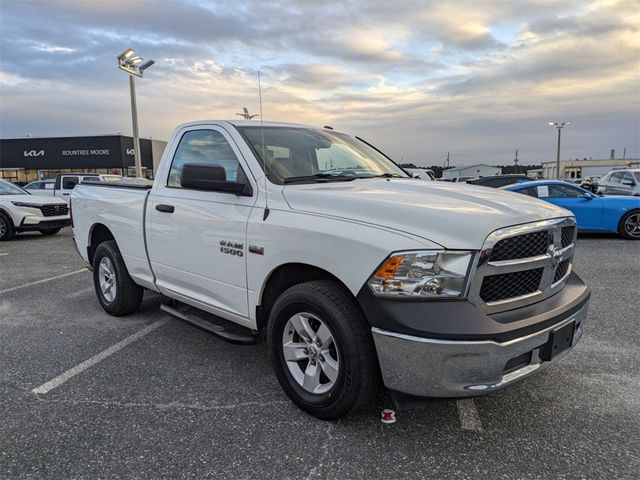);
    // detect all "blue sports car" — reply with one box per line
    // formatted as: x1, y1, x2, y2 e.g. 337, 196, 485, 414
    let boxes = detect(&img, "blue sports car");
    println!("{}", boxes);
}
505, 180, 640, 240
